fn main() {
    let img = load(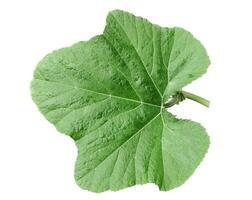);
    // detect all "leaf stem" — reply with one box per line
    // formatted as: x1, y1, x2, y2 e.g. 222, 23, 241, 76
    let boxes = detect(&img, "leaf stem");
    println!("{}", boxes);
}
163, 90, 210, 108
182, 91, 210, 107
